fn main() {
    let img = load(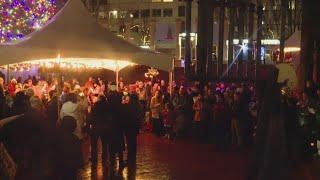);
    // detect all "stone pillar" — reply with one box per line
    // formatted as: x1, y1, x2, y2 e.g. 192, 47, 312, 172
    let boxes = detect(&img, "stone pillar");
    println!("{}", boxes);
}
238, 4, 245, 79
124, 22, 131, 40
185, 0, 193, 77
256, 5, 263, 76
217, 6, 225, 78
248, 3, 255, 80
279, 0, 288, 63
228, 6, 235, 78
206, 7, 214, 77
150, 21, 156, 50
196, 0, 209, 79
176, 20, 182, 60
